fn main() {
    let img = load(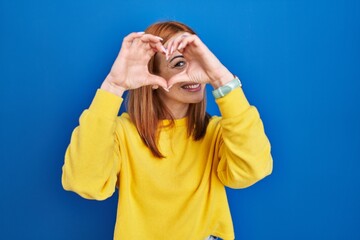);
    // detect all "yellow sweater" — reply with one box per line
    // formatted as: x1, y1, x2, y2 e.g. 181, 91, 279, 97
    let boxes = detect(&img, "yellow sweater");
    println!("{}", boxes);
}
62, 87, 273, 240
